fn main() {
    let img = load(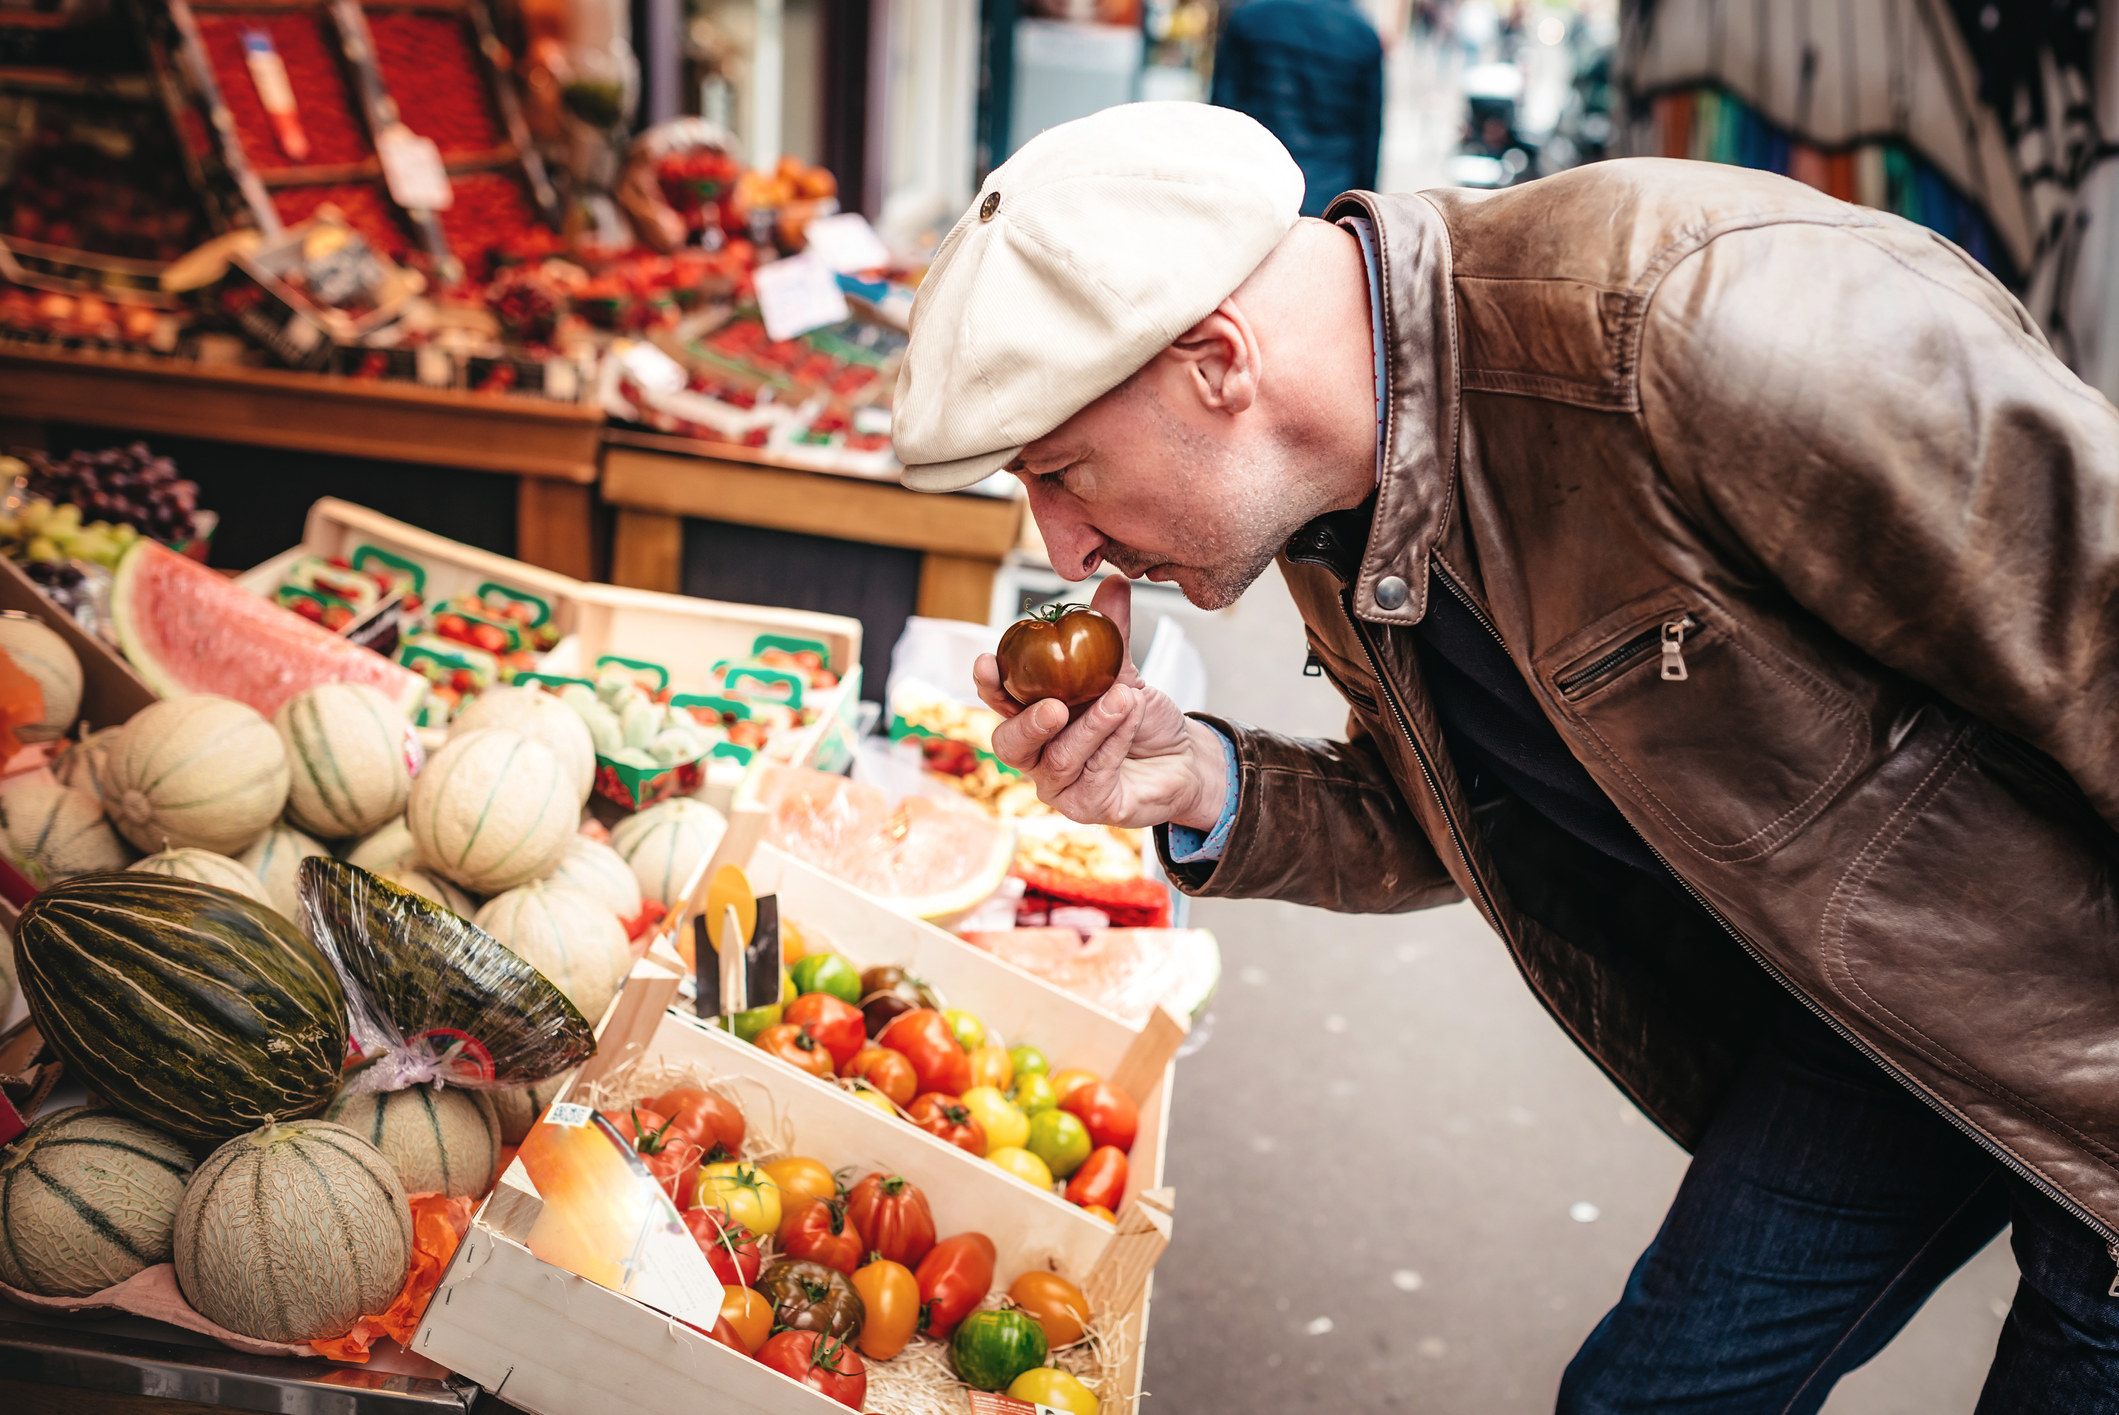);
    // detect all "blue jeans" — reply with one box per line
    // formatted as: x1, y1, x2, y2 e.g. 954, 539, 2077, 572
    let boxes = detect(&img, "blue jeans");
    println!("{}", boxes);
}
1560, 998, 2119, 1413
